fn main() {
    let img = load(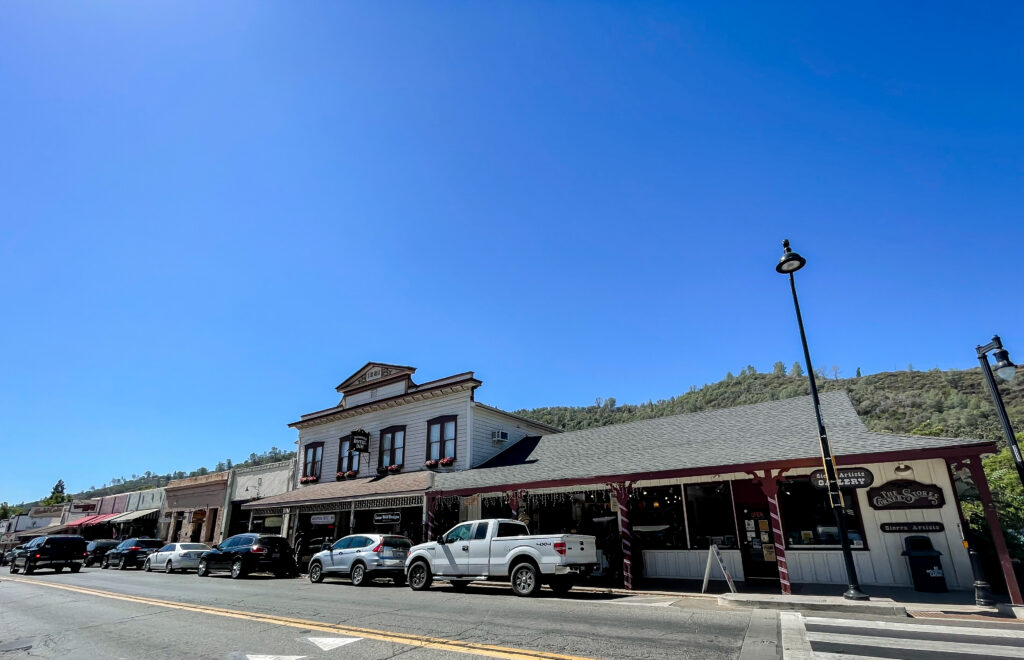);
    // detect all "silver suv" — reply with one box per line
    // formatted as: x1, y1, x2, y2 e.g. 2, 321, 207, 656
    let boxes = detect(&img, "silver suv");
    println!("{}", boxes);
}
308, 534, 411, 586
